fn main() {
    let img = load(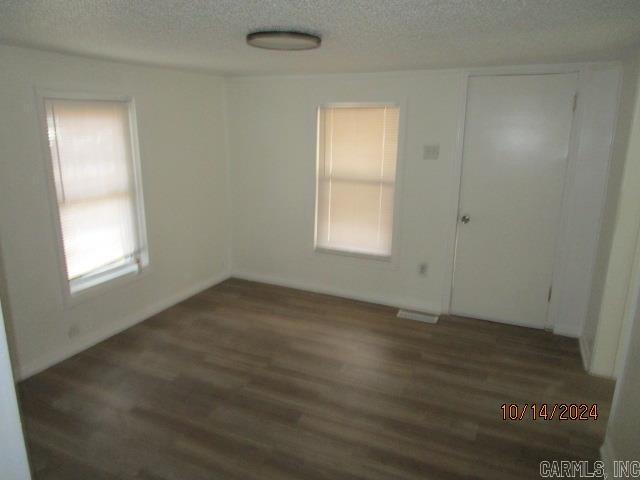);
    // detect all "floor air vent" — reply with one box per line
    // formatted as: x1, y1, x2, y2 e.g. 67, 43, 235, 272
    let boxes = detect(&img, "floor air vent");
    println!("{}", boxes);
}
397, 309, 439, 324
